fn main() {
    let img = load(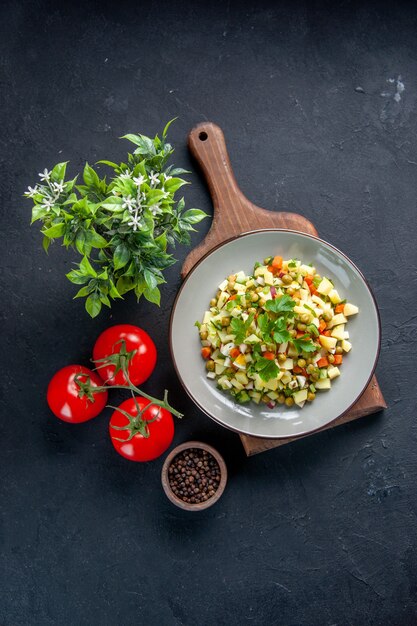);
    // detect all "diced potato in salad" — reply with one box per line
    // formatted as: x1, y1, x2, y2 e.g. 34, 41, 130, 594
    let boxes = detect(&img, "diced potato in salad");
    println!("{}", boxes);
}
196, 255, 358, 409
